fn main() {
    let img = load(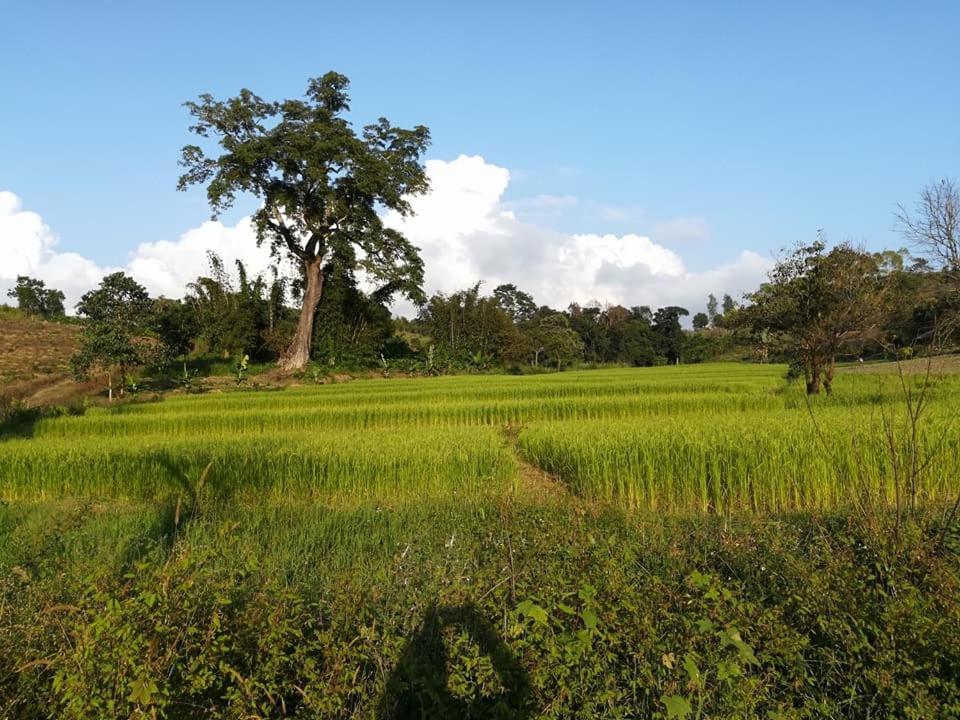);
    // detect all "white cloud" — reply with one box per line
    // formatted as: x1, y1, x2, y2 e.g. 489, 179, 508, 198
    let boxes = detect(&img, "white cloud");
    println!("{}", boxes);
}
0, 192, 277, 312
2, 157, 771, 319
385, 155, 771, 316
0, 191, 111, 310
